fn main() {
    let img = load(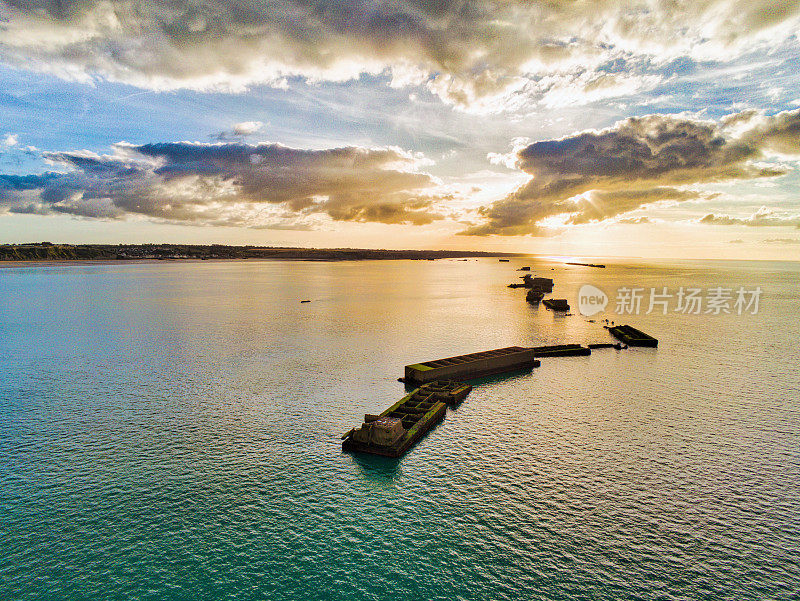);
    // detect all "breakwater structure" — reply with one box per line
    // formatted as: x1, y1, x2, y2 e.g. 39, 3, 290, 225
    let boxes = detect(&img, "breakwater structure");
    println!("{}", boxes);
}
523, 275, 554, 292
344, 337, 620, 457
566, 262, 606, 268
403, 346, 541, 384
510, 275, 555, 290
526, 289, 544, 304
543, 298, 570, 311
608, 324, 658, 347
342, 381, 472, 457
402, 343, 597, 384
531, 276, 554, 292
532, 344, 591, 357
